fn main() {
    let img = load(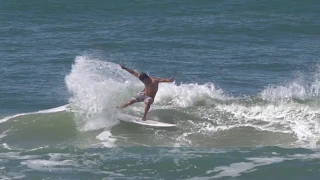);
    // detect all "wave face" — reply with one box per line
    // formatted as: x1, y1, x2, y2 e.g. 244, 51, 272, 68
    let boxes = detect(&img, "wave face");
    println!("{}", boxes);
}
2, 56, 320, 150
